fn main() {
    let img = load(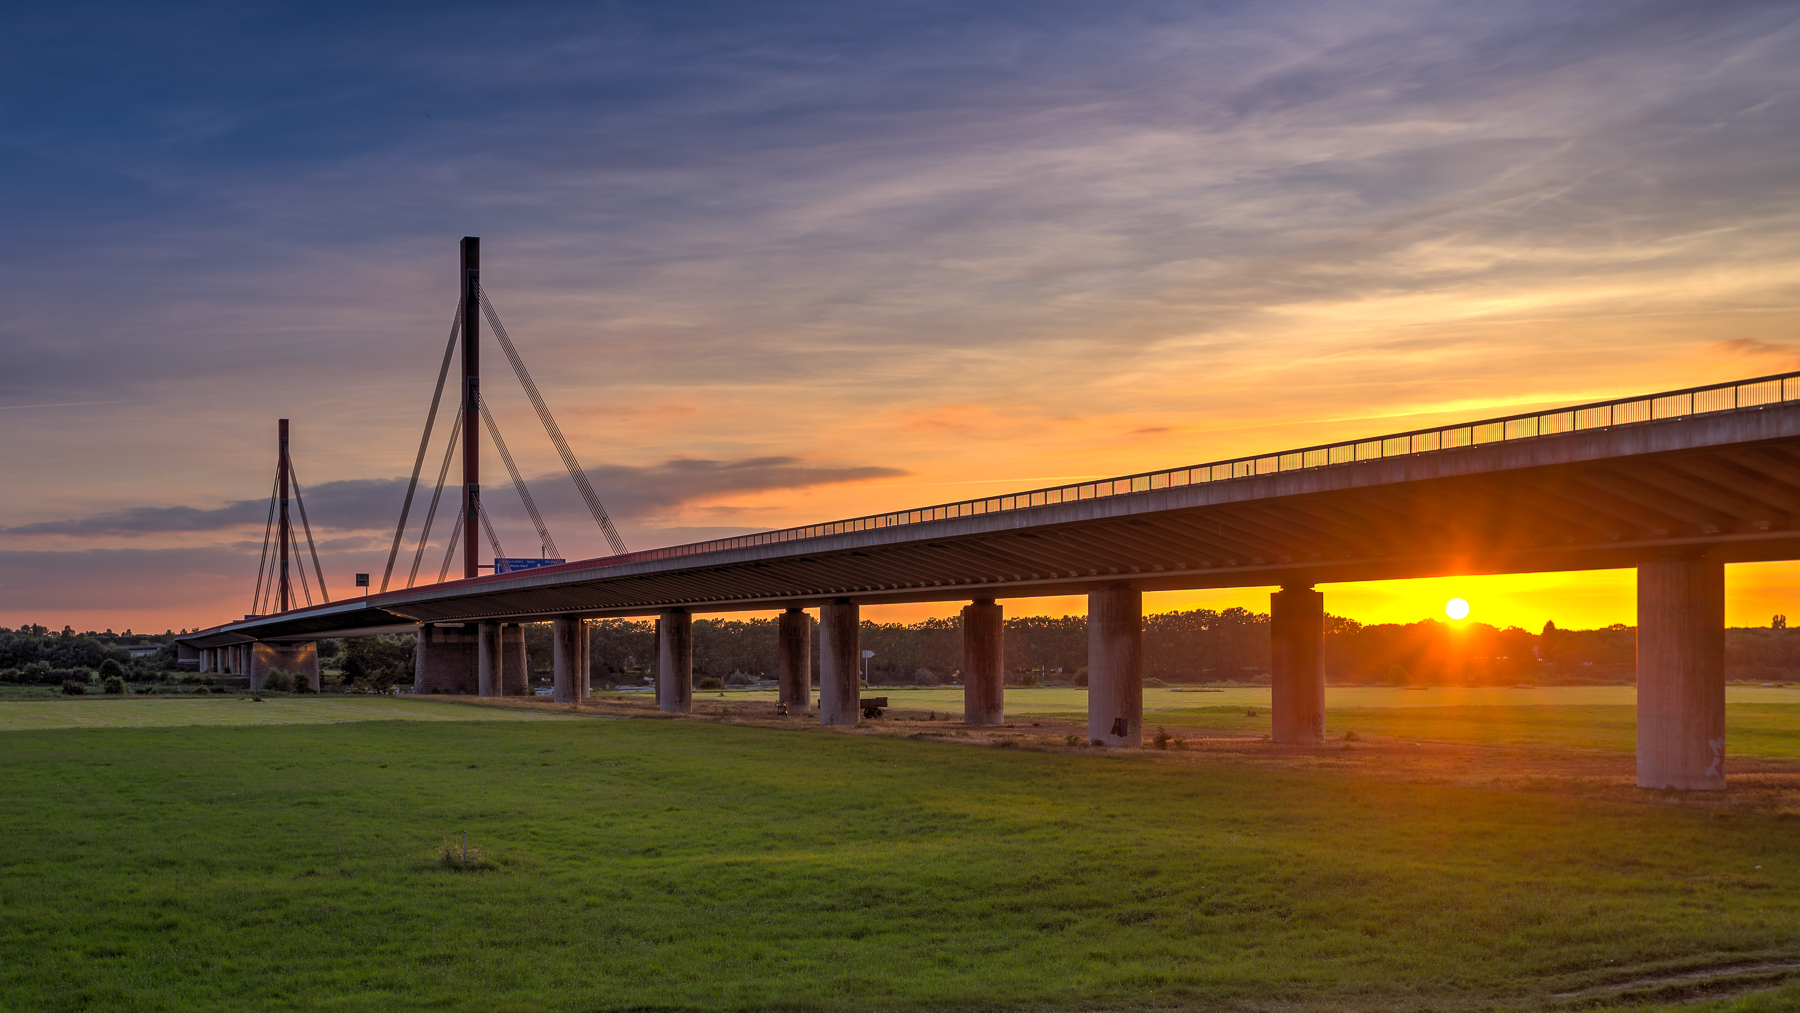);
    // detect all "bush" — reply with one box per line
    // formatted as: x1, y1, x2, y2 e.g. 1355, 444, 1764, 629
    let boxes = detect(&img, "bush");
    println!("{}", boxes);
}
1073, 670, 1089, 688
696, 676, 723, 690
98, 658, 126, 682
102, 674, 126, 695
62, 679, 86, 695
262, 670, 294, 692
192, 685, 212, 696
291, 671, 315, 694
